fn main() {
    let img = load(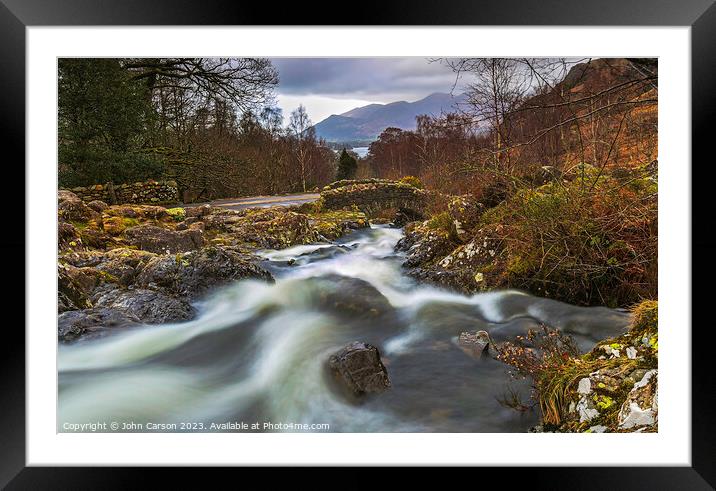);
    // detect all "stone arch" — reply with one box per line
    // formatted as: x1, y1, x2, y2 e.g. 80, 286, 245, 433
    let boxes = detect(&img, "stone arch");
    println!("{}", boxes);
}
320, 180, 428, 217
